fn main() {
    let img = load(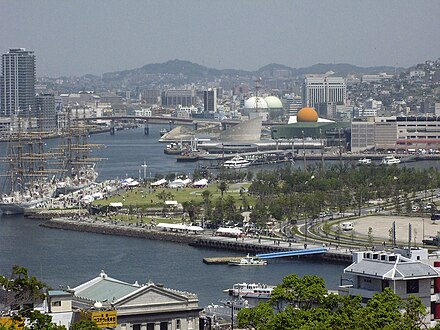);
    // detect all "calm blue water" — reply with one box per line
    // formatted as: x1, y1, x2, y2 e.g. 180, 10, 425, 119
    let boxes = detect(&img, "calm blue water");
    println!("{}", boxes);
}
0, 126, 438, 306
